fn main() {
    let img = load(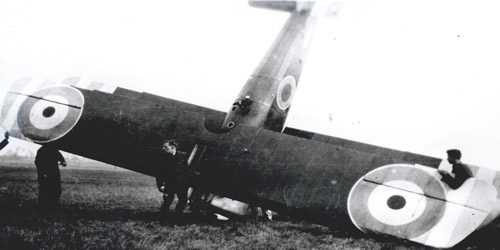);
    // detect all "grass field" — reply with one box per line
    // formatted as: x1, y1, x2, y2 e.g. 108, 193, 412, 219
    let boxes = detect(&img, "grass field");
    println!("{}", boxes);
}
0, 161, 498, 250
